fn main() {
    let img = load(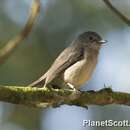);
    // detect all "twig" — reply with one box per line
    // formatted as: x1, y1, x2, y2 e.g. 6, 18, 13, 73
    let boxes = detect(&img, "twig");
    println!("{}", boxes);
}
0, 0, 40, 64
103, 0, 130, 26
0, 86, 130, 108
